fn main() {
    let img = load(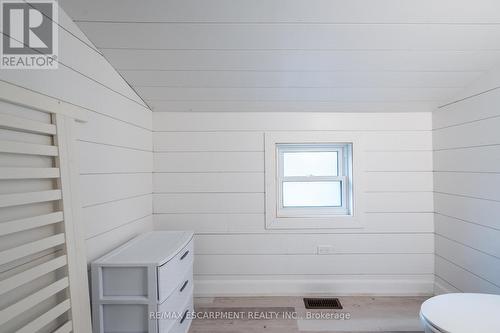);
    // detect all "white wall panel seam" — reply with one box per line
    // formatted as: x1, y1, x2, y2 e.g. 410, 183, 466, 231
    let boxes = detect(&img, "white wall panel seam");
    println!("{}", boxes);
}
434, 191, 500, 203
434, 212, 500, 231
81, 193, 153, 208
84, 214, 152, 241
78, 140, 153, 152
433, 114, 500, 131
437, 85, 500, 108
434, 254, 500, 288
435, 233, 500, 259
